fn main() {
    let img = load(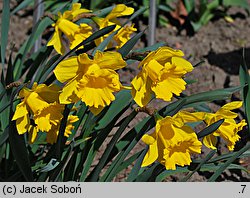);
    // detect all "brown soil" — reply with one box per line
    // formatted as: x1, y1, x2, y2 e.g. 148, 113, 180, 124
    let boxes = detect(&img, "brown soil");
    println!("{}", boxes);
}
1, 1, 249, 181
